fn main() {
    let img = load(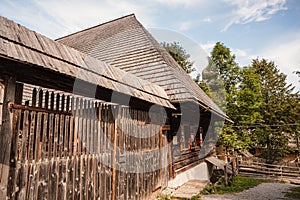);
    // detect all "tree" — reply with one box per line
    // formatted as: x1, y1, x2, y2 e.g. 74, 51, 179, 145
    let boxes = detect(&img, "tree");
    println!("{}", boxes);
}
202, 42, 250, 152
236, 67, 263, 126
202, 57, 226, 110
233, 67, 264, 151
210, 42, 240, 93
161, 42, 195, 74
162, 41, 211, 96
193, 73, 210, 96
251, 58, 296, 163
